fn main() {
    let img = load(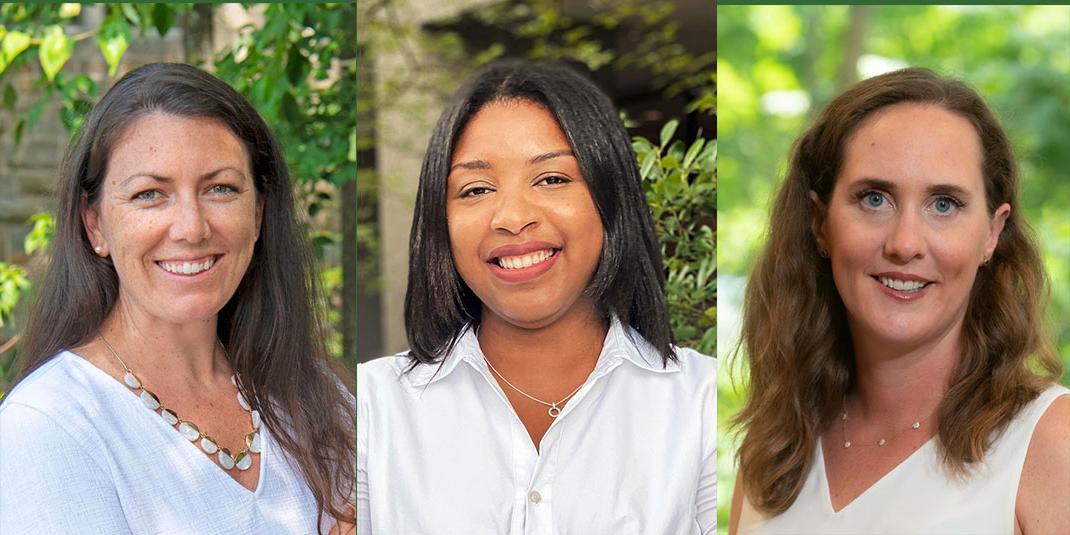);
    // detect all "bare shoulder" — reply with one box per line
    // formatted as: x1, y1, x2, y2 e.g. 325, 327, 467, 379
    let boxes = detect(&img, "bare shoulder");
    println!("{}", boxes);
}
1016, 393, 1070, 535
